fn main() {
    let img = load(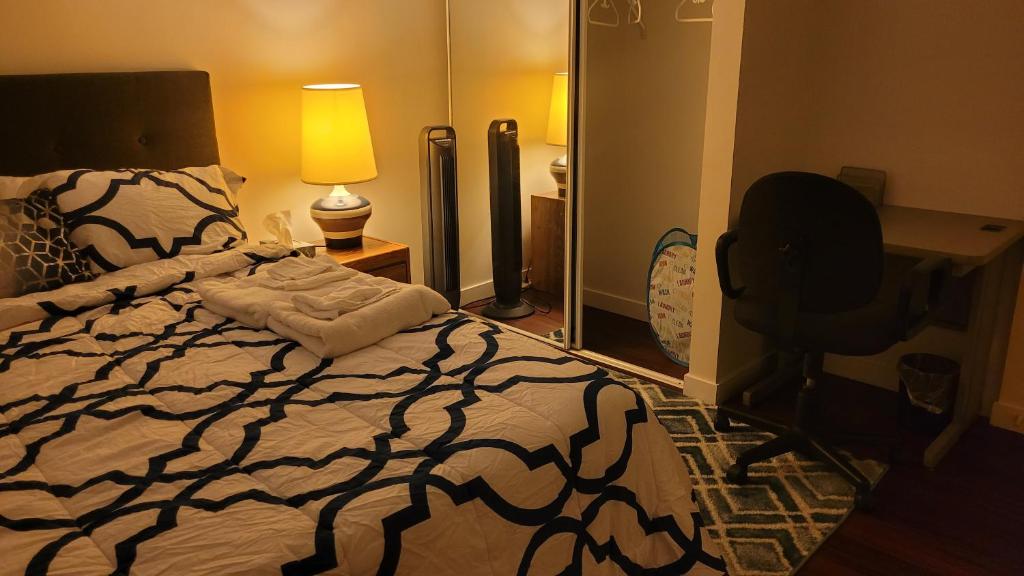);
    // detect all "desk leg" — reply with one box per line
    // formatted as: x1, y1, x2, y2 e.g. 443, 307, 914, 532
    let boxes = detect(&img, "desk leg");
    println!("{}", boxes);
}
981, 242, 1023, 413
923, 251, 1007, 468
